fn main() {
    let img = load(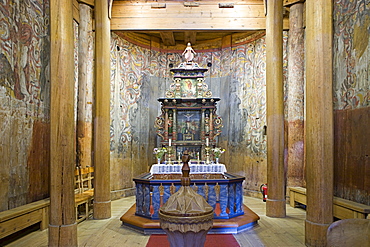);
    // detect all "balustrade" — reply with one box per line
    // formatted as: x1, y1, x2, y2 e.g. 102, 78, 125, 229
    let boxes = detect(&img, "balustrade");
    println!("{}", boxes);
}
134, 173, 244, 220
